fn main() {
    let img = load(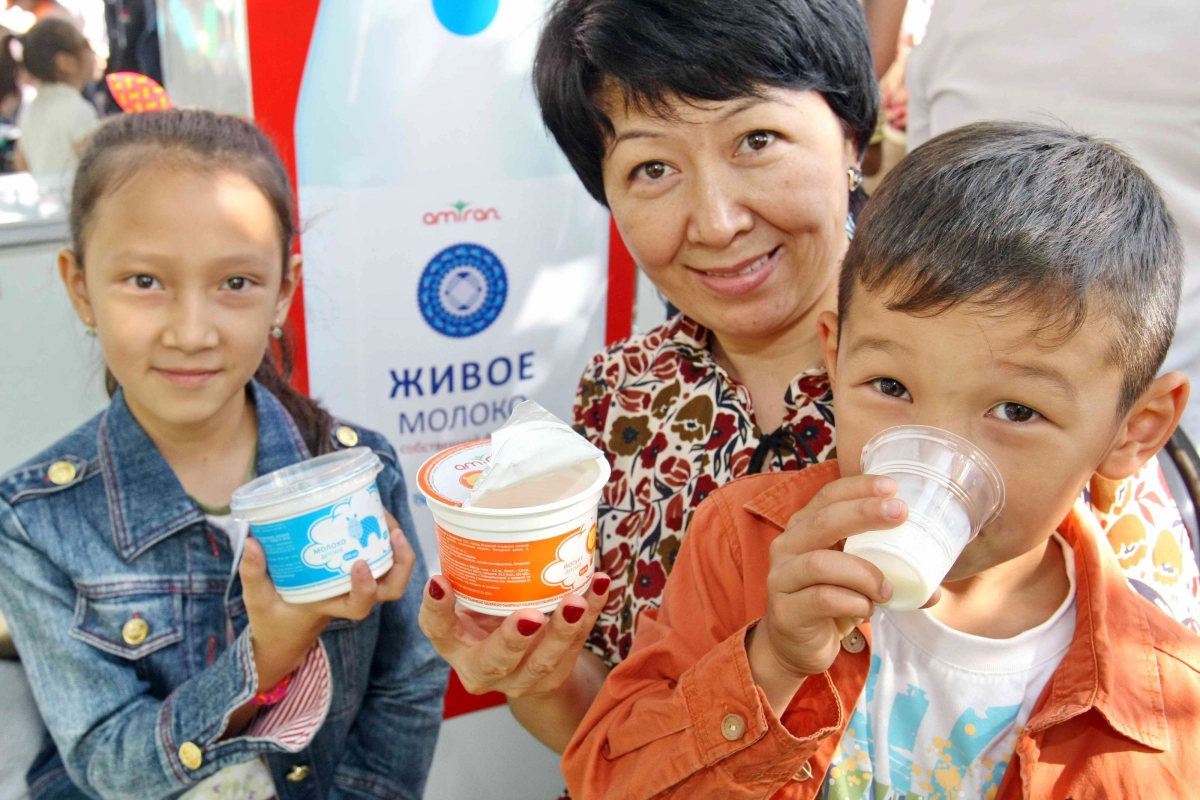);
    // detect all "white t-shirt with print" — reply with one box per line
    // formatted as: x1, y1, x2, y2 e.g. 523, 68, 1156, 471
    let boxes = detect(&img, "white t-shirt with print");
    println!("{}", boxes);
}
822, 535, 1076, 800
17, 82, 98, 173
